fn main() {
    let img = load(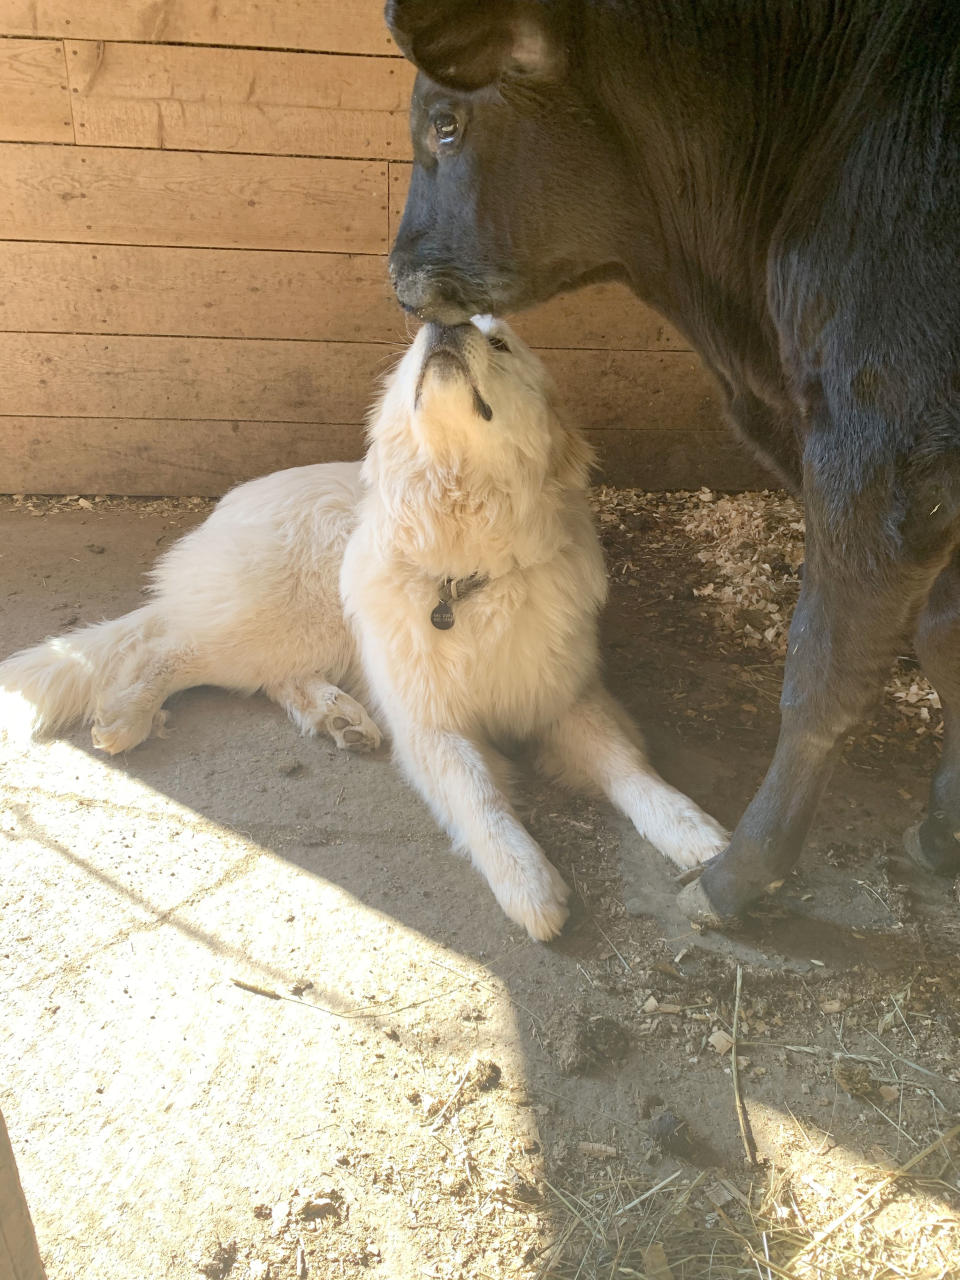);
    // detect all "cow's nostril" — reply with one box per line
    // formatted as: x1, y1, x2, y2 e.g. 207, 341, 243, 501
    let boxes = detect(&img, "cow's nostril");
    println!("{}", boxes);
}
390, 269, 473, 325
418, 298, 474, 325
